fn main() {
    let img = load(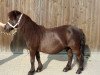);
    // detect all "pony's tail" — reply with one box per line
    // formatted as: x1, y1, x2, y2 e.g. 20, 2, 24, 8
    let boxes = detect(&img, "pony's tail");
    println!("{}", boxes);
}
80, 30, 86, 56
